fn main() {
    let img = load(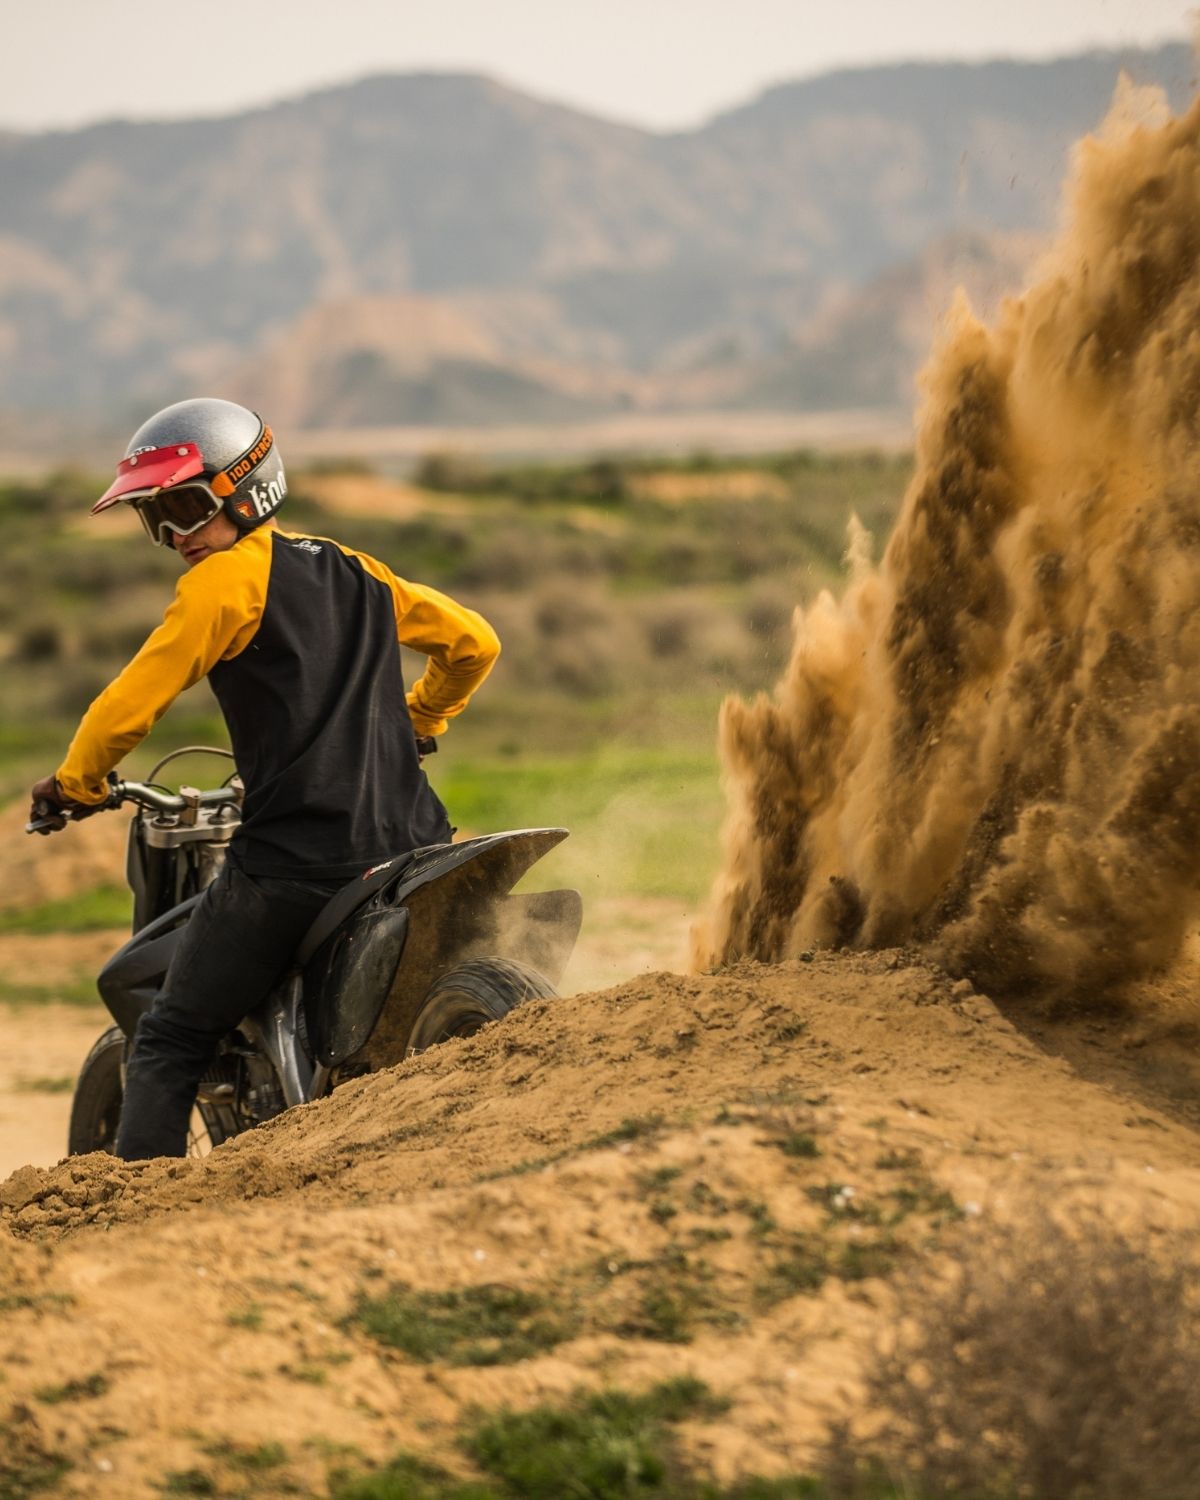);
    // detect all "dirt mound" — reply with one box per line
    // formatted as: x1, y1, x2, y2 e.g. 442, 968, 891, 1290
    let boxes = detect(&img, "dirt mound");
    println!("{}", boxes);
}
2, 955, 1197, 1496
0, 953, 1156, 1238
